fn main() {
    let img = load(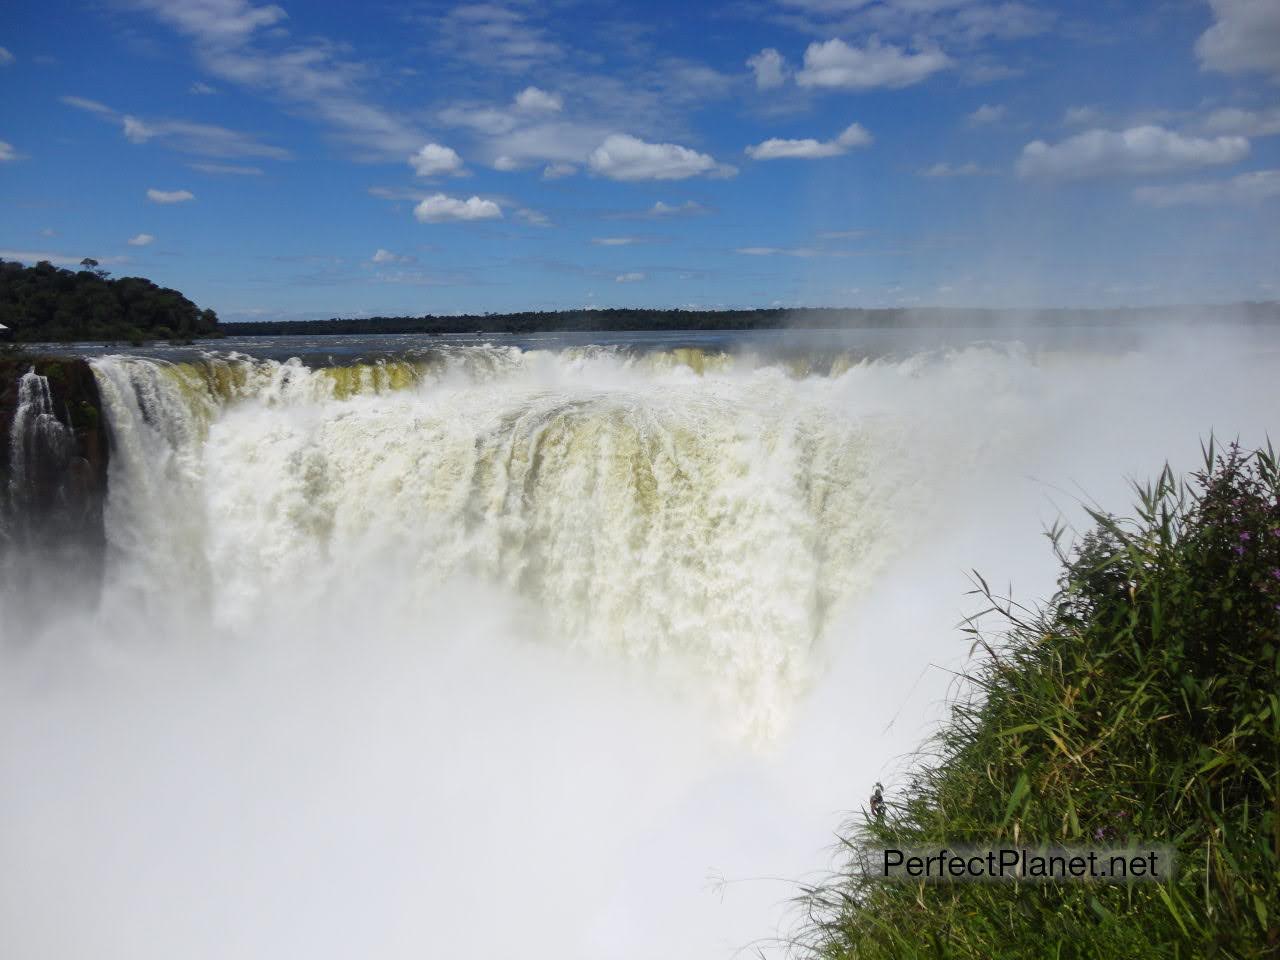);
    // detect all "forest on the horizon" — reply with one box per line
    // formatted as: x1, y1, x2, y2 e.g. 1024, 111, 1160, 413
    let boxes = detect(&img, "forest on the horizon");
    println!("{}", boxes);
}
221, 301, 1280, 337
3, 258, 1279, 341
